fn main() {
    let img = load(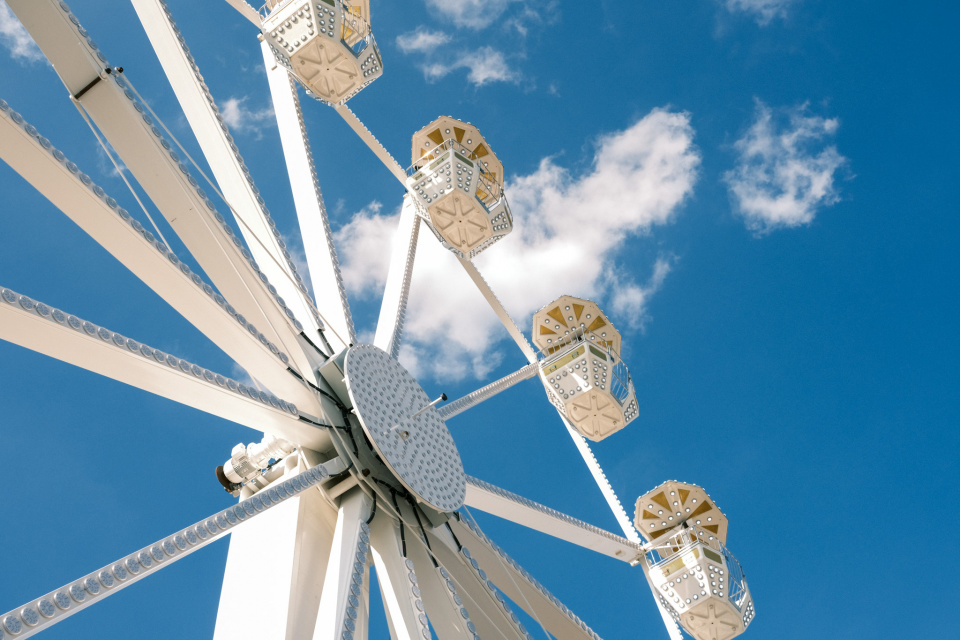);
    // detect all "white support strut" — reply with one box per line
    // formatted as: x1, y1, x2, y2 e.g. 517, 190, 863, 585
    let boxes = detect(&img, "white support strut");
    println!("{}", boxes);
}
0, 285, 330, 450
439, 362, 539, 421
333, 103, 407, 185
0, 463, 332, 639
133, 0, 323, 339
6, 0, 316, 377
0, 100, 320, 411
262, 41, 356, 351
457, 257, 539, 364
374, 196, 420, 358
464, 476, 643, 564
